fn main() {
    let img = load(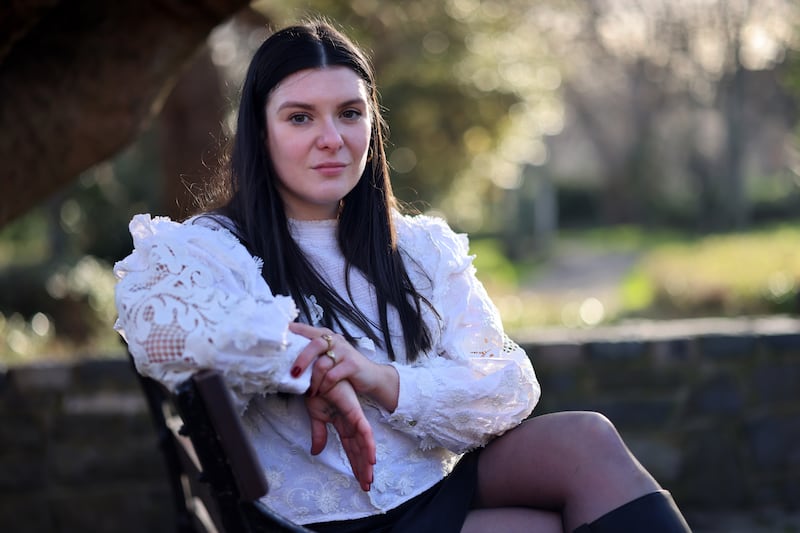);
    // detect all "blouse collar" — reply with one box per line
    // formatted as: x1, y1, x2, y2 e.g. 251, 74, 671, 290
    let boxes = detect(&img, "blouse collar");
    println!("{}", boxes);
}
287, 218, 338, 250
